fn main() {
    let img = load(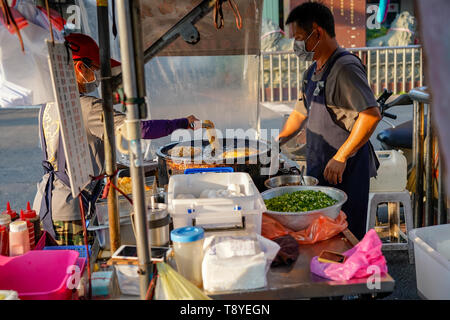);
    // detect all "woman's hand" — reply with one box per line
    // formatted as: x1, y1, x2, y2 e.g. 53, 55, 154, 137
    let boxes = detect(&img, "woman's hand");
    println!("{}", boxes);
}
186, 115, 200, 130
